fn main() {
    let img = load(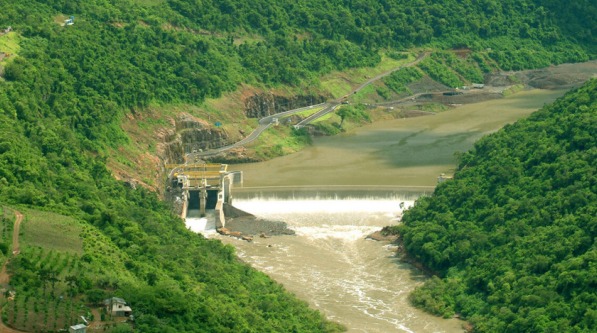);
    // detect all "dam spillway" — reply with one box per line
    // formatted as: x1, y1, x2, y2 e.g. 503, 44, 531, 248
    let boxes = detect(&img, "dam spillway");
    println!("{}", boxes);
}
213, 189, 465, 333
167, 162, 242, 231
